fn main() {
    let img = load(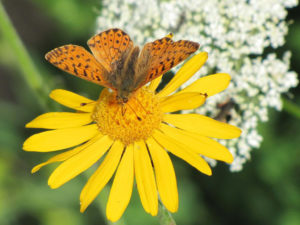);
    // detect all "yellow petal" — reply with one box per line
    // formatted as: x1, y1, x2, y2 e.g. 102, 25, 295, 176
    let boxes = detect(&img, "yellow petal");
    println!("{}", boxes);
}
146, 137, 178, 212
159, 123, 233, 163
153, 130, 212, 176
23, 124, 98, 152
134, 141, 158, 216
161, 92, 206, 112
148, 76, 163, 92
26, 112, 92, 129
50, 89, 96, 112
48, 135, 112, 189
178, 73, 231, 97
106, 145, 134, 222
157, 52, 208, 97
80, 141, 124, 212
165, 32, 173, 39
31, 143, 85, 173
164, 114, 242, 139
